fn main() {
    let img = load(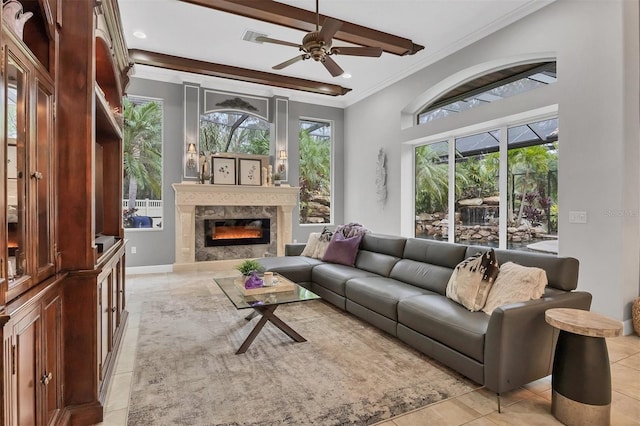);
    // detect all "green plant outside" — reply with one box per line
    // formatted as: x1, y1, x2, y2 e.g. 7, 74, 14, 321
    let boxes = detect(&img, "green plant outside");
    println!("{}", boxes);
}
415, 143, 557, 229
299, 128, 331, 224
123, 97, 163, 224
199, 112, 269, 156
